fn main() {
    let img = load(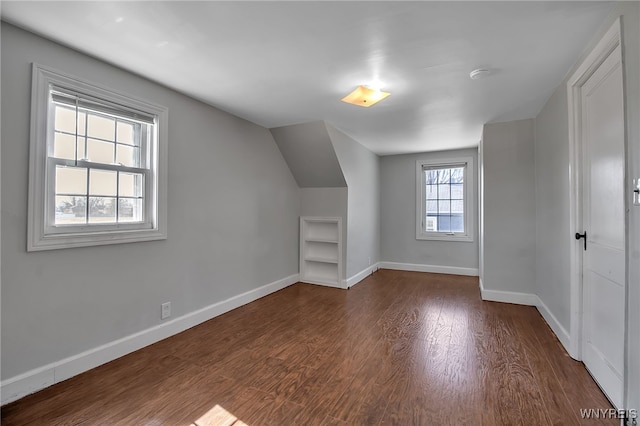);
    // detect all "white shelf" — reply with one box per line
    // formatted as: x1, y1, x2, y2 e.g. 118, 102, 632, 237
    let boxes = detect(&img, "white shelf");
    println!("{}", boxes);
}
305, 220, 339, 242
304, 262, 339, 284
304, 238, 338, 244
300, 216, 342, 288
305, 256, 339, 264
